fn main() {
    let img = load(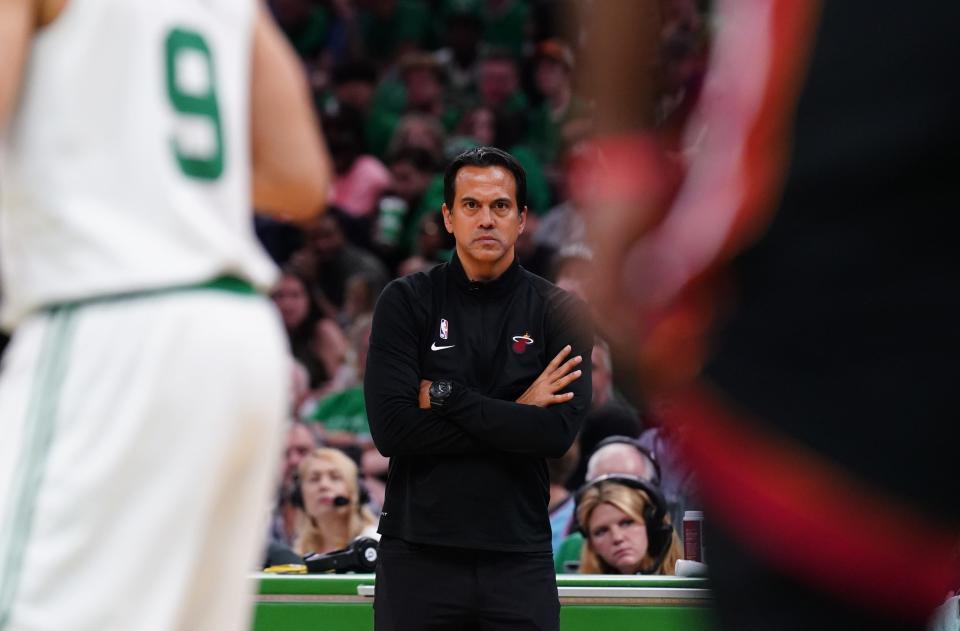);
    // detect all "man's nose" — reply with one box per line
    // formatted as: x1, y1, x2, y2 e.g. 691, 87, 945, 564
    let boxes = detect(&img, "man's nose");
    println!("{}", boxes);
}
477, 206, 495, 226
